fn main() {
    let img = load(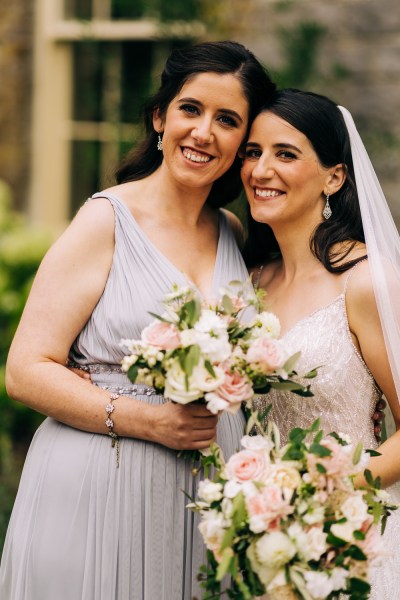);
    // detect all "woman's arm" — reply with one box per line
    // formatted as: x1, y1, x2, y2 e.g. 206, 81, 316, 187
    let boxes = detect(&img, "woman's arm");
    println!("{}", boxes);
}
347, 262, 400, 487
6, 198, 217, 450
